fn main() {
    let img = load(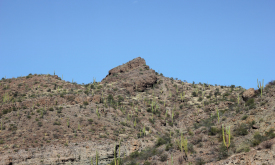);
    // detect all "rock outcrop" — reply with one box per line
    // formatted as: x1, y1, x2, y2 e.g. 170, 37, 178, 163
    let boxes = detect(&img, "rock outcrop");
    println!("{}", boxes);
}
242, 88, 256, 101
102, 57, 157, 93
